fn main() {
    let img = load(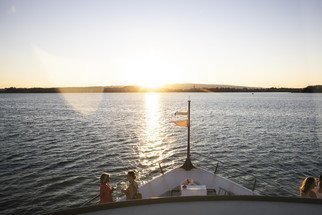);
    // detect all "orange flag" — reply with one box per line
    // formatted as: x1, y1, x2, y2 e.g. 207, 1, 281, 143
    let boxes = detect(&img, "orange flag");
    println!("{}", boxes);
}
174, 120, 188, 127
